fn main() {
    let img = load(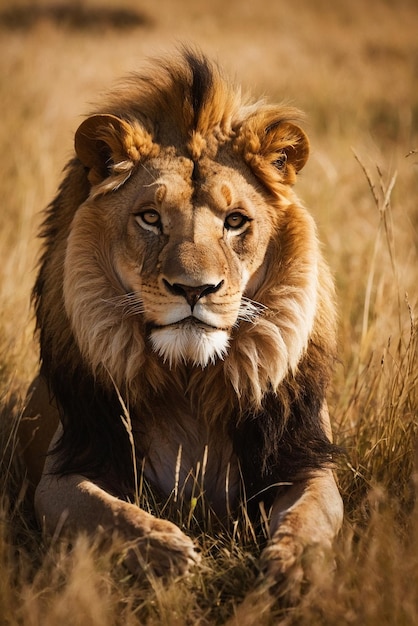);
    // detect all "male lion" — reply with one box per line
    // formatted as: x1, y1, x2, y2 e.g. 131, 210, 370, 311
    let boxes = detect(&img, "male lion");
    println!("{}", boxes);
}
20, 49, 343, 596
